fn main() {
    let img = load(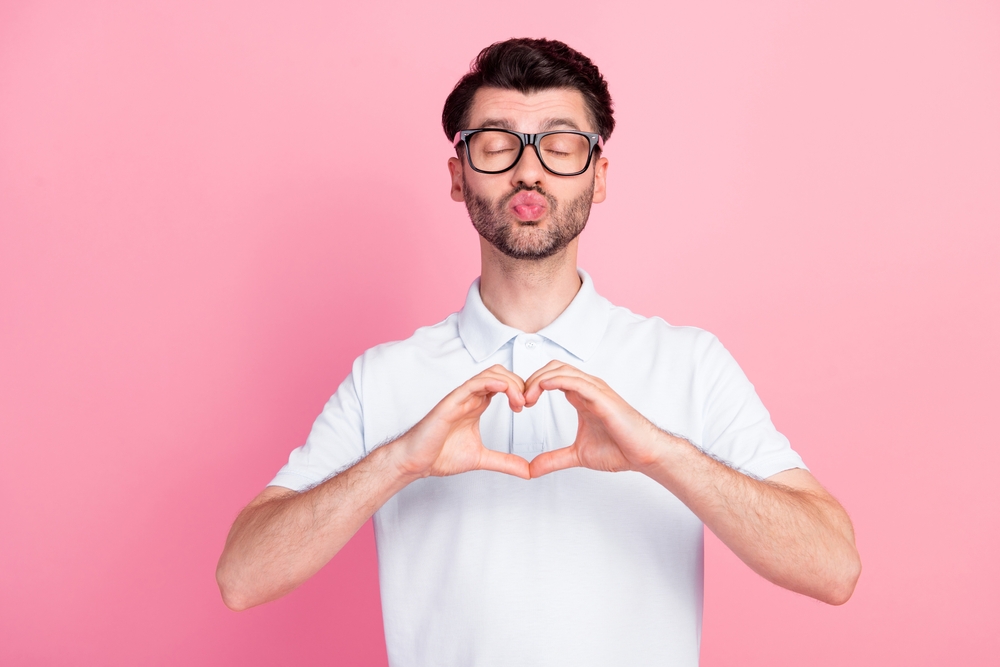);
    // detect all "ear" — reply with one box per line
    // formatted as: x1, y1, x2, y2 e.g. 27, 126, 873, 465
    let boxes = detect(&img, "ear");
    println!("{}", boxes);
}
448, 156, 465, 202
591, 155, 609, 204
